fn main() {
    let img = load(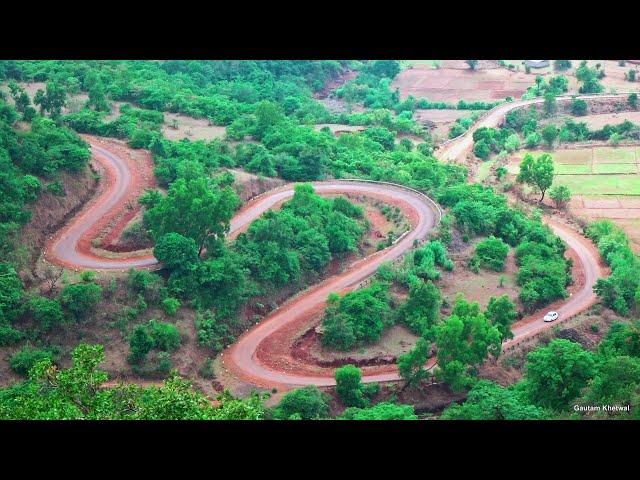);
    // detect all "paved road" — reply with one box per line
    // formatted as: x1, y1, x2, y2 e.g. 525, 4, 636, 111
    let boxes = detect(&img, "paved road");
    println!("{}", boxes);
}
47, 94, 616, 388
